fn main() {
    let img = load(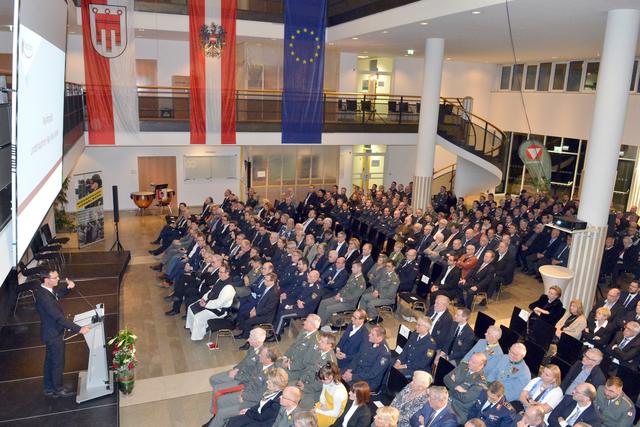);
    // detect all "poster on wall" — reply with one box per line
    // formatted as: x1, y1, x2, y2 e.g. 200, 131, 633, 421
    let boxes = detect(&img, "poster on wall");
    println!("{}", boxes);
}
74, 171, 105, 247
